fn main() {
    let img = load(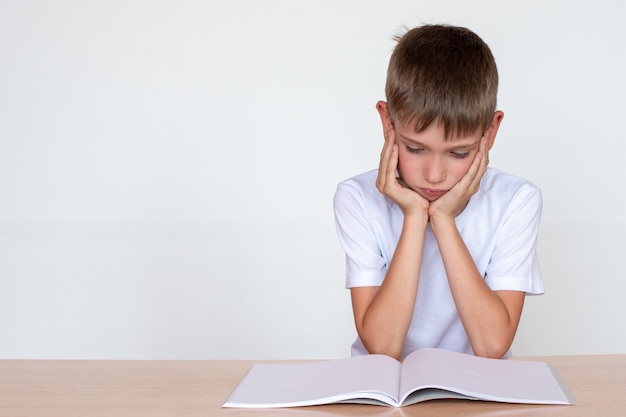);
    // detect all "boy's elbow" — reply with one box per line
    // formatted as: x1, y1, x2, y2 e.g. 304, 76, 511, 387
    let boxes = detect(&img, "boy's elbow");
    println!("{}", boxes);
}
362, 338, 403, 360
474, 349, 506, 359
472, 339, 512, 359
